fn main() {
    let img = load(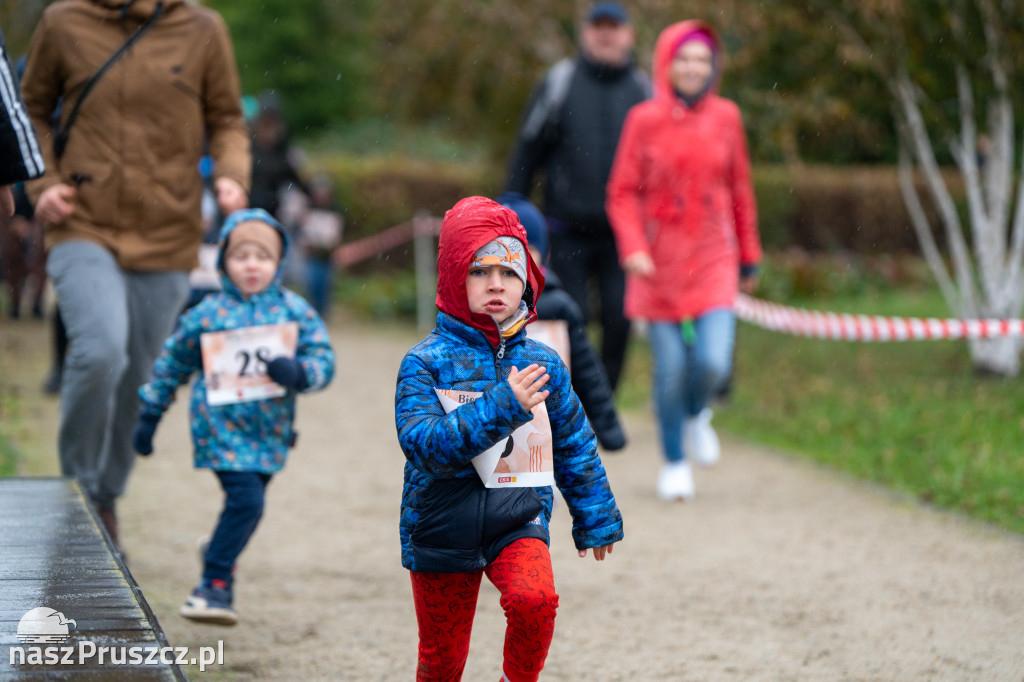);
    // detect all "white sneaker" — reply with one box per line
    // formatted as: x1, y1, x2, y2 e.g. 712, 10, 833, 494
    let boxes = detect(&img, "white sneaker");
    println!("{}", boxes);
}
657, 461, 695, 501
685, 408, 720, 467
